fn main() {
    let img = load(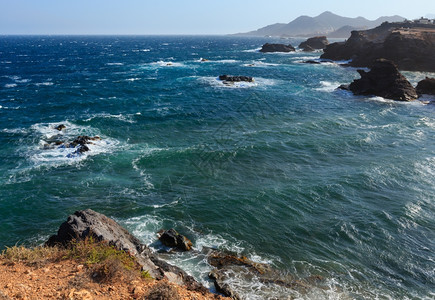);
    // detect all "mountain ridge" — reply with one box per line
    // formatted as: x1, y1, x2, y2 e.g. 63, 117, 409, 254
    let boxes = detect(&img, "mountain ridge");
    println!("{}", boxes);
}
235, 11, 405, 38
